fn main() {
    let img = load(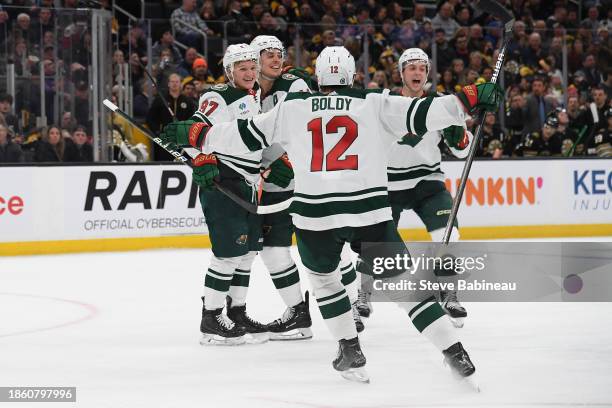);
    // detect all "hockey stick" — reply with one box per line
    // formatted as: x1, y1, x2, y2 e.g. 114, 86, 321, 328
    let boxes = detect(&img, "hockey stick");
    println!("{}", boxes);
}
102, 99, 292, 215
442, 0, 515, 244
139, 60, 177, 121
